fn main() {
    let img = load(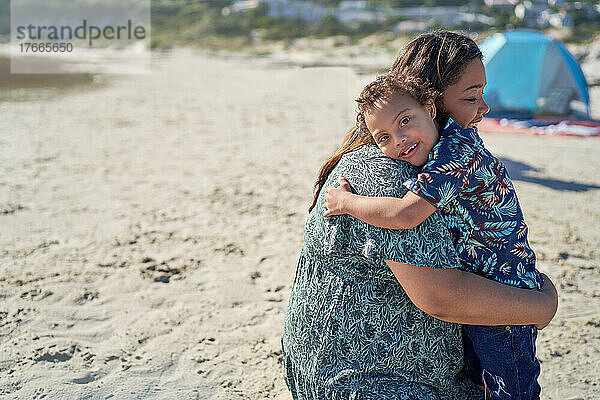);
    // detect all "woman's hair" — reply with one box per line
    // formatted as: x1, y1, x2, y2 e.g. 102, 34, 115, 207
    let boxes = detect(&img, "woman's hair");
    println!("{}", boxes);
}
389, 30, 482, 125
308, 30, 482, 212
308, 74, 436, 212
